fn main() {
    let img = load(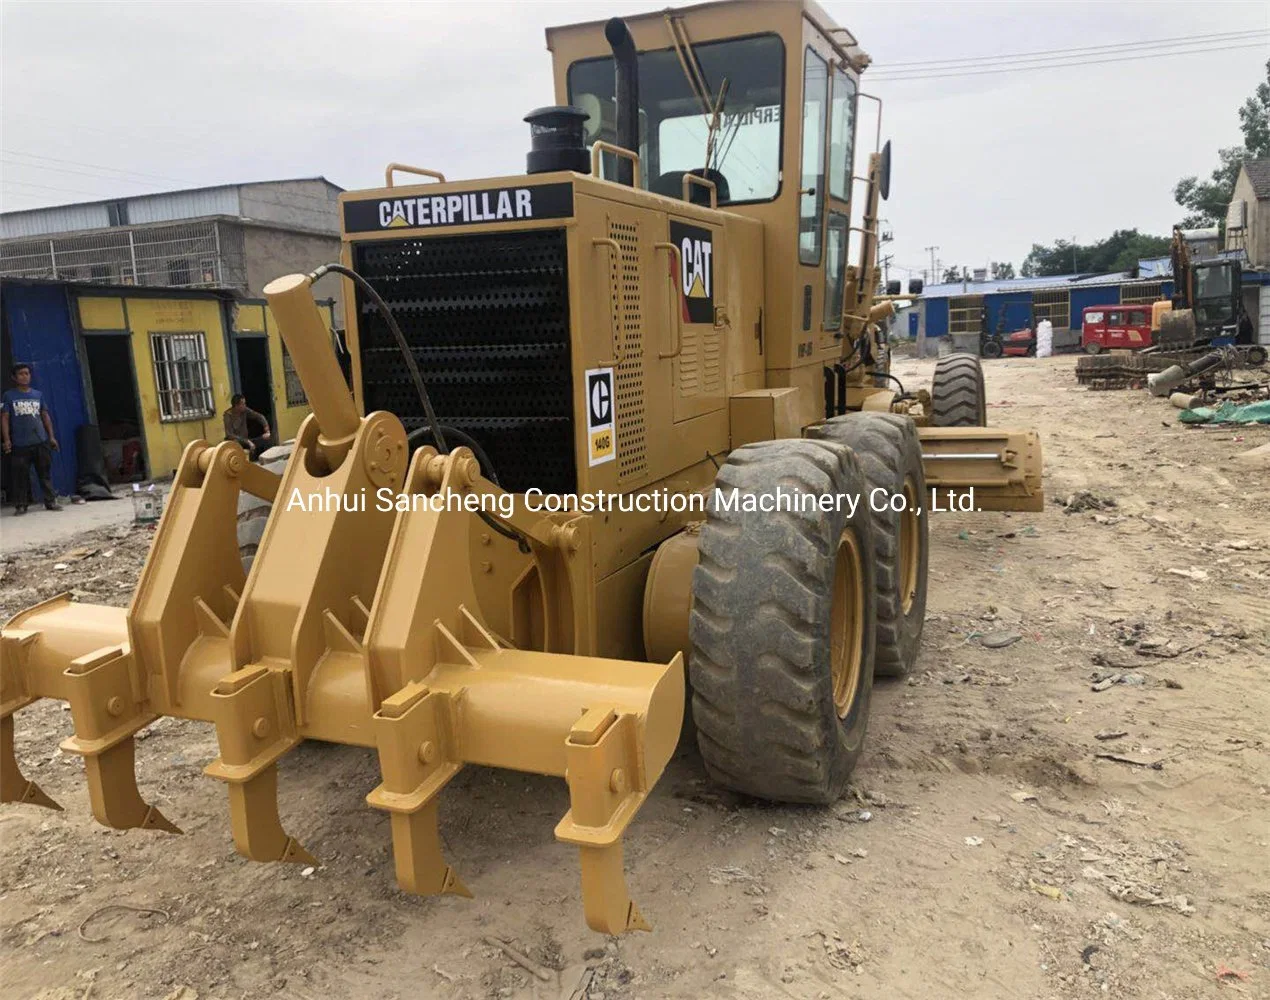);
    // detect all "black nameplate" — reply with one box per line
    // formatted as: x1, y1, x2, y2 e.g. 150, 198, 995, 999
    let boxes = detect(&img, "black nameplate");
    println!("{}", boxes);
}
343, 182, 573, 233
